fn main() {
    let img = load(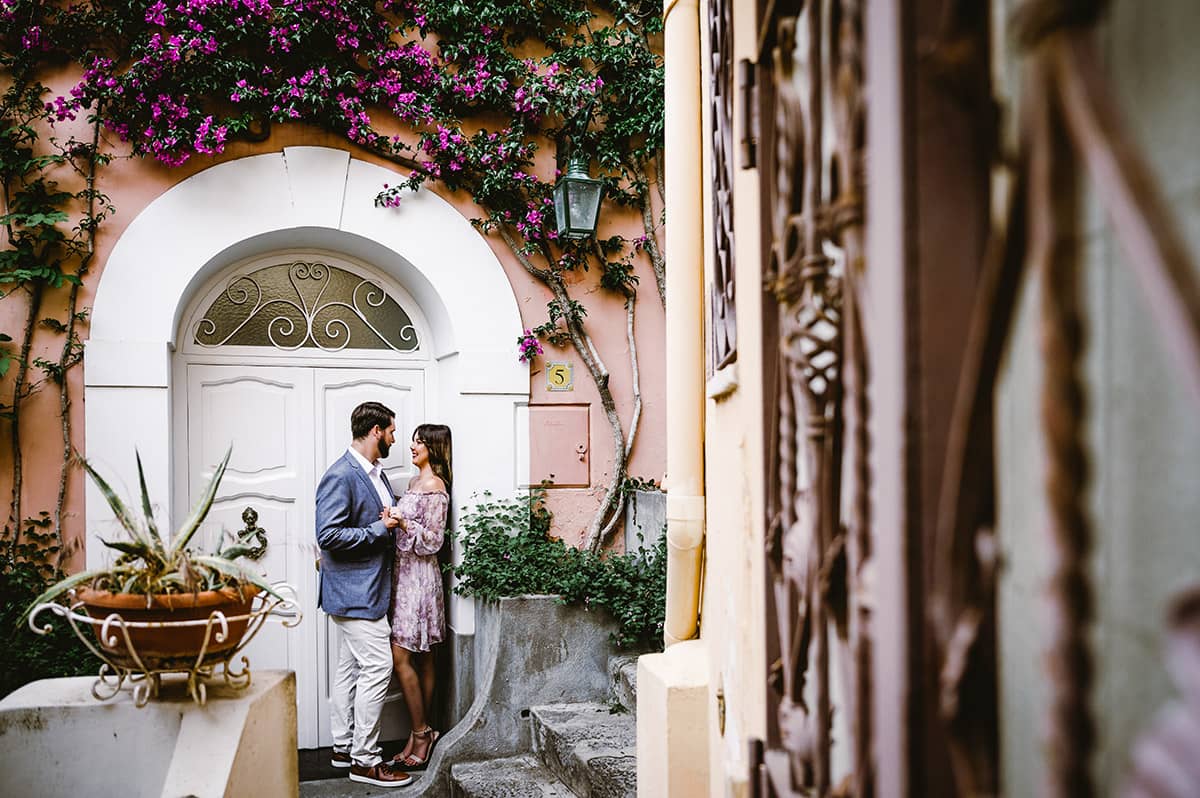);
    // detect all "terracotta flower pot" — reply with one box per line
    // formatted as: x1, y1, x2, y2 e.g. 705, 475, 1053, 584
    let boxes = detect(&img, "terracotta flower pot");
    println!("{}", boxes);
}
75, 586, 261, 667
